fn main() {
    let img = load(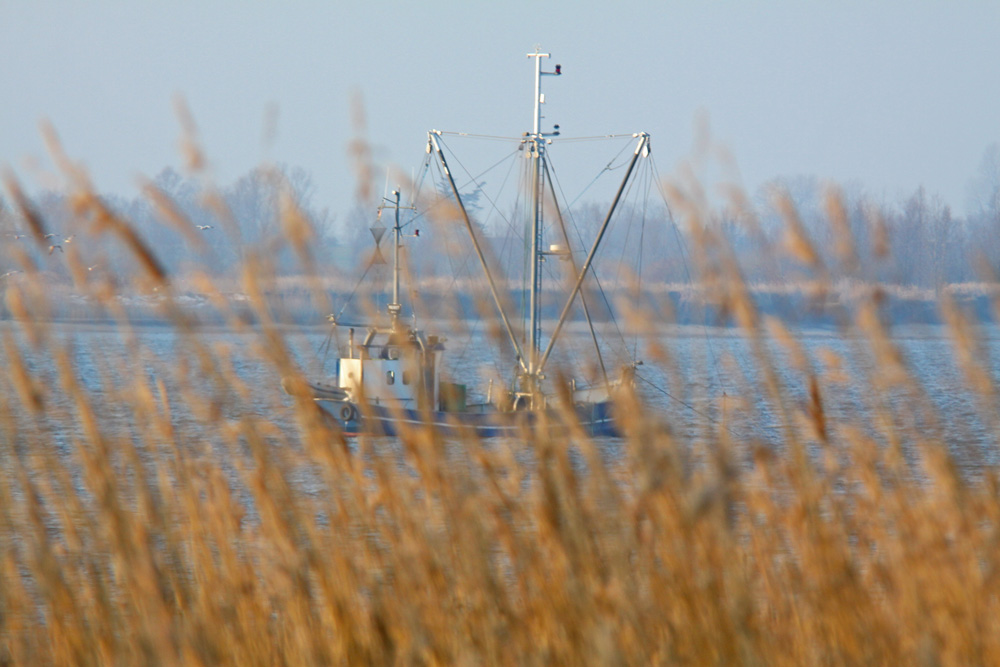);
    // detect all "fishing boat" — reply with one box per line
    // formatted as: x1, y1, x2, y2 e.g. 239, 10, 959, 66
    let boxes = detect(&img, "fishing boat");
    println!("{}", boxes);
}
291, 48, 651, 437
